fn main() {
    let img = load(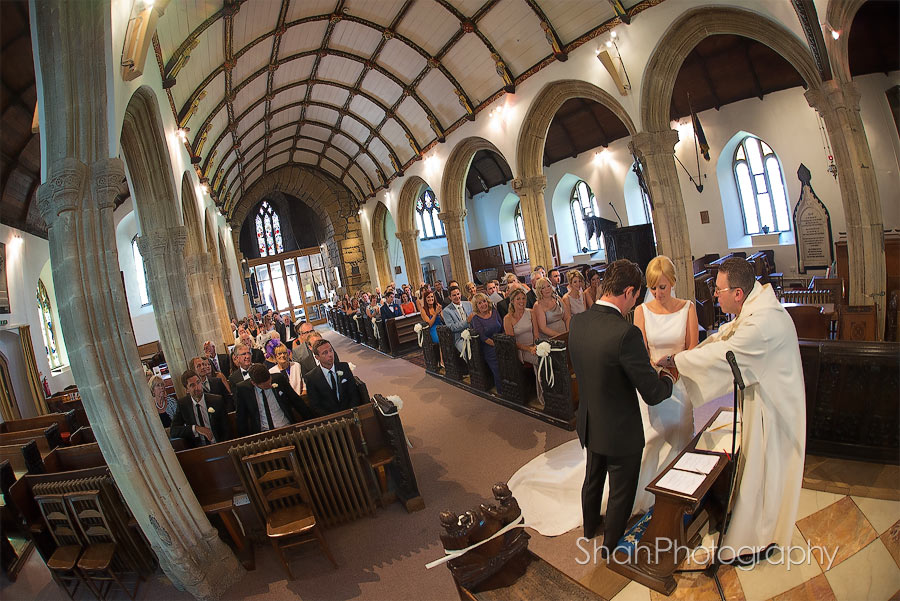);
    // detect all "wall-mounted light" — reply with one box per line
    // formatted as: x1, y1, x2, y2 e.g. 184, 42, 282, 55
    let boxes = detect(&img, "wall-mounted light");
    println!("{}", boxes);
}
176, 128, 188, 141
822, 23, 840, 40
200, 184, 209, 194
597, 30, 631, 96
592, 149, 609, 165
